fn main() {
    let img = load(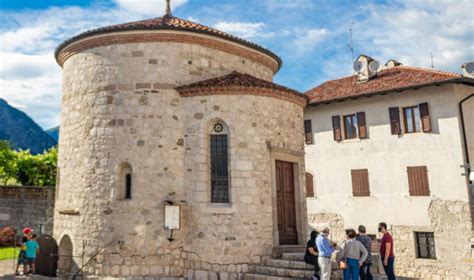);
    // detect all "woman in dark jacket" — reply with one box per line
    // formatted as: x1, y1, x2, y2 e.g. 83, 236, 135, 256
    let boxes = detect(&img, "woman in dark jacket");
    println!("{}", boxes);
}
305, 230, 320, 280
